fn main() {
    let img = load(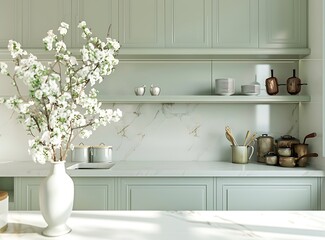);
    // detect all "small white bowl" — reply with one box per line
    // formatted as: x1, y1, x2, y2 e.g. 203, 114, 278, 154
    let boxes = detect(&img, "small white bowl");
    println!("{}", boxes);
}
241, 84, 260, 95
